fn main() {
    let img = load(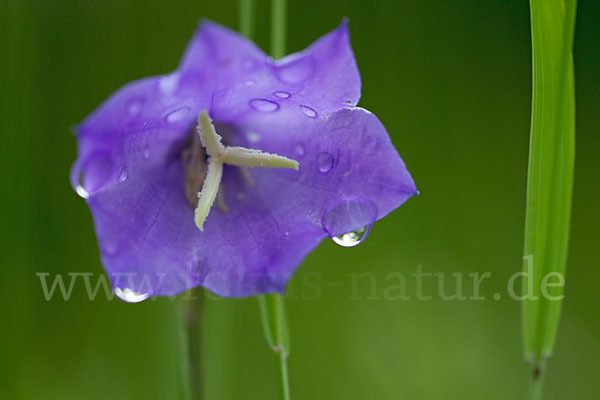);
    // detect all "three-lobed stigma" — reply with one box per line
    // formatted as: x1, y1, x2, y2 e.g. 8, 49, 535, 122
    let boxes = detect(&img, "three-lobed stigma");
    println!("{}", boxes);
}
194, 110, 299, 231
